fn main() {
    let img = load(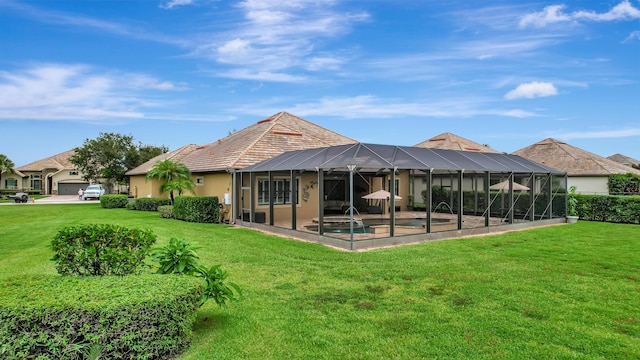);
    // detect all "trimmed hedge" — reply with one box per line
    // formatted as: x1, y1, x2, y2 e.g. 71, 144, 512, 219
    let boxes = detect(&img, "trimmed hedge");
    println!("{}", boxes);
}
575, 194, 640, 224
51, 224, 156, 276
0, 274, 204, 360
100, 194, 129, 208
128, 197, 172, 212
158, 205, 175, 219
174, 196, 220, 223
